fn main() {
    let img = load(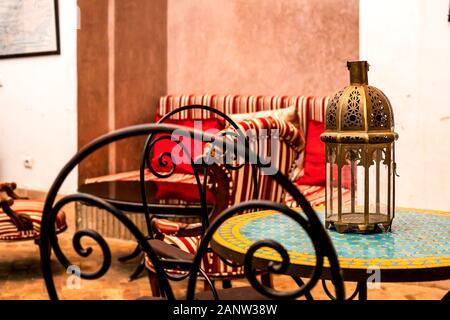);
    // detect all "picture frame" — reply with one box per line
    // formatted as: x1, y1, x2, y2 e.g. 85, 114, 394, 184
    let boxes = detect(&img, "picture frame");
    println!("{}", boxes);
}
0, 0, 61, 59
